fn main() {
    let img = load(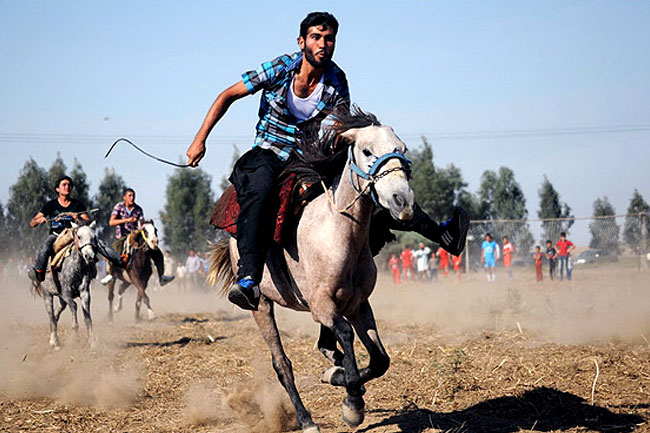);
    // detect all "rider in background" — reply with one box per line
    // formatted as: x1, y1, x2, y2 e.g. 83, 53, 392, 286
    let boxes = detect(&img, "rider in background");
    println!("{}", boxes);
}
101, 187, 174, 286
185, 12, 469, 311
28, 176, 121, 286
